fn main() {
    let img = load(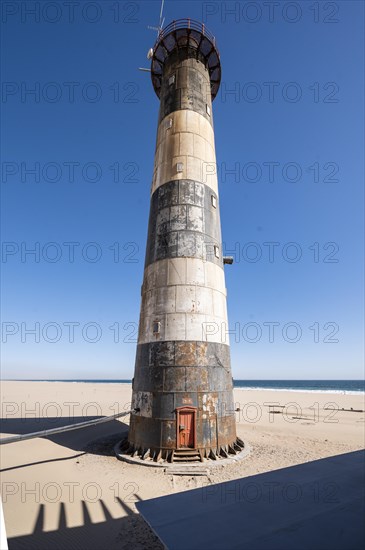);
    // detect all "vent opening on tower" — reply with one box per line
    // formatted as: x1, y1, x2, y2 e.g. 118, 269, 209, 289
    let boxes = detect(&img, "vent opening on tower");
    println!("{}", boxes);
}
153, 321, 161, 334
